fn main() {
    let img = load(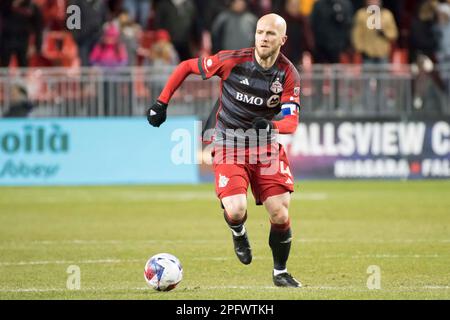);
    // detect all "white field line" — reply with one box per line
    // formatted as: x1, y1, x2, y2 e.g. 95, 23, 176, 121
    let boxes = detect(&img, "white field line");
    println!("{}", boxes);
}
199, 285, 450, 291
193, 254, 447, 260
0, 259, 142, 267
0, 285, 449, 293
1, 238, 448, 246
0, 191, 328, 204
298, 239, 450, 244
1, 253, 448, 267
